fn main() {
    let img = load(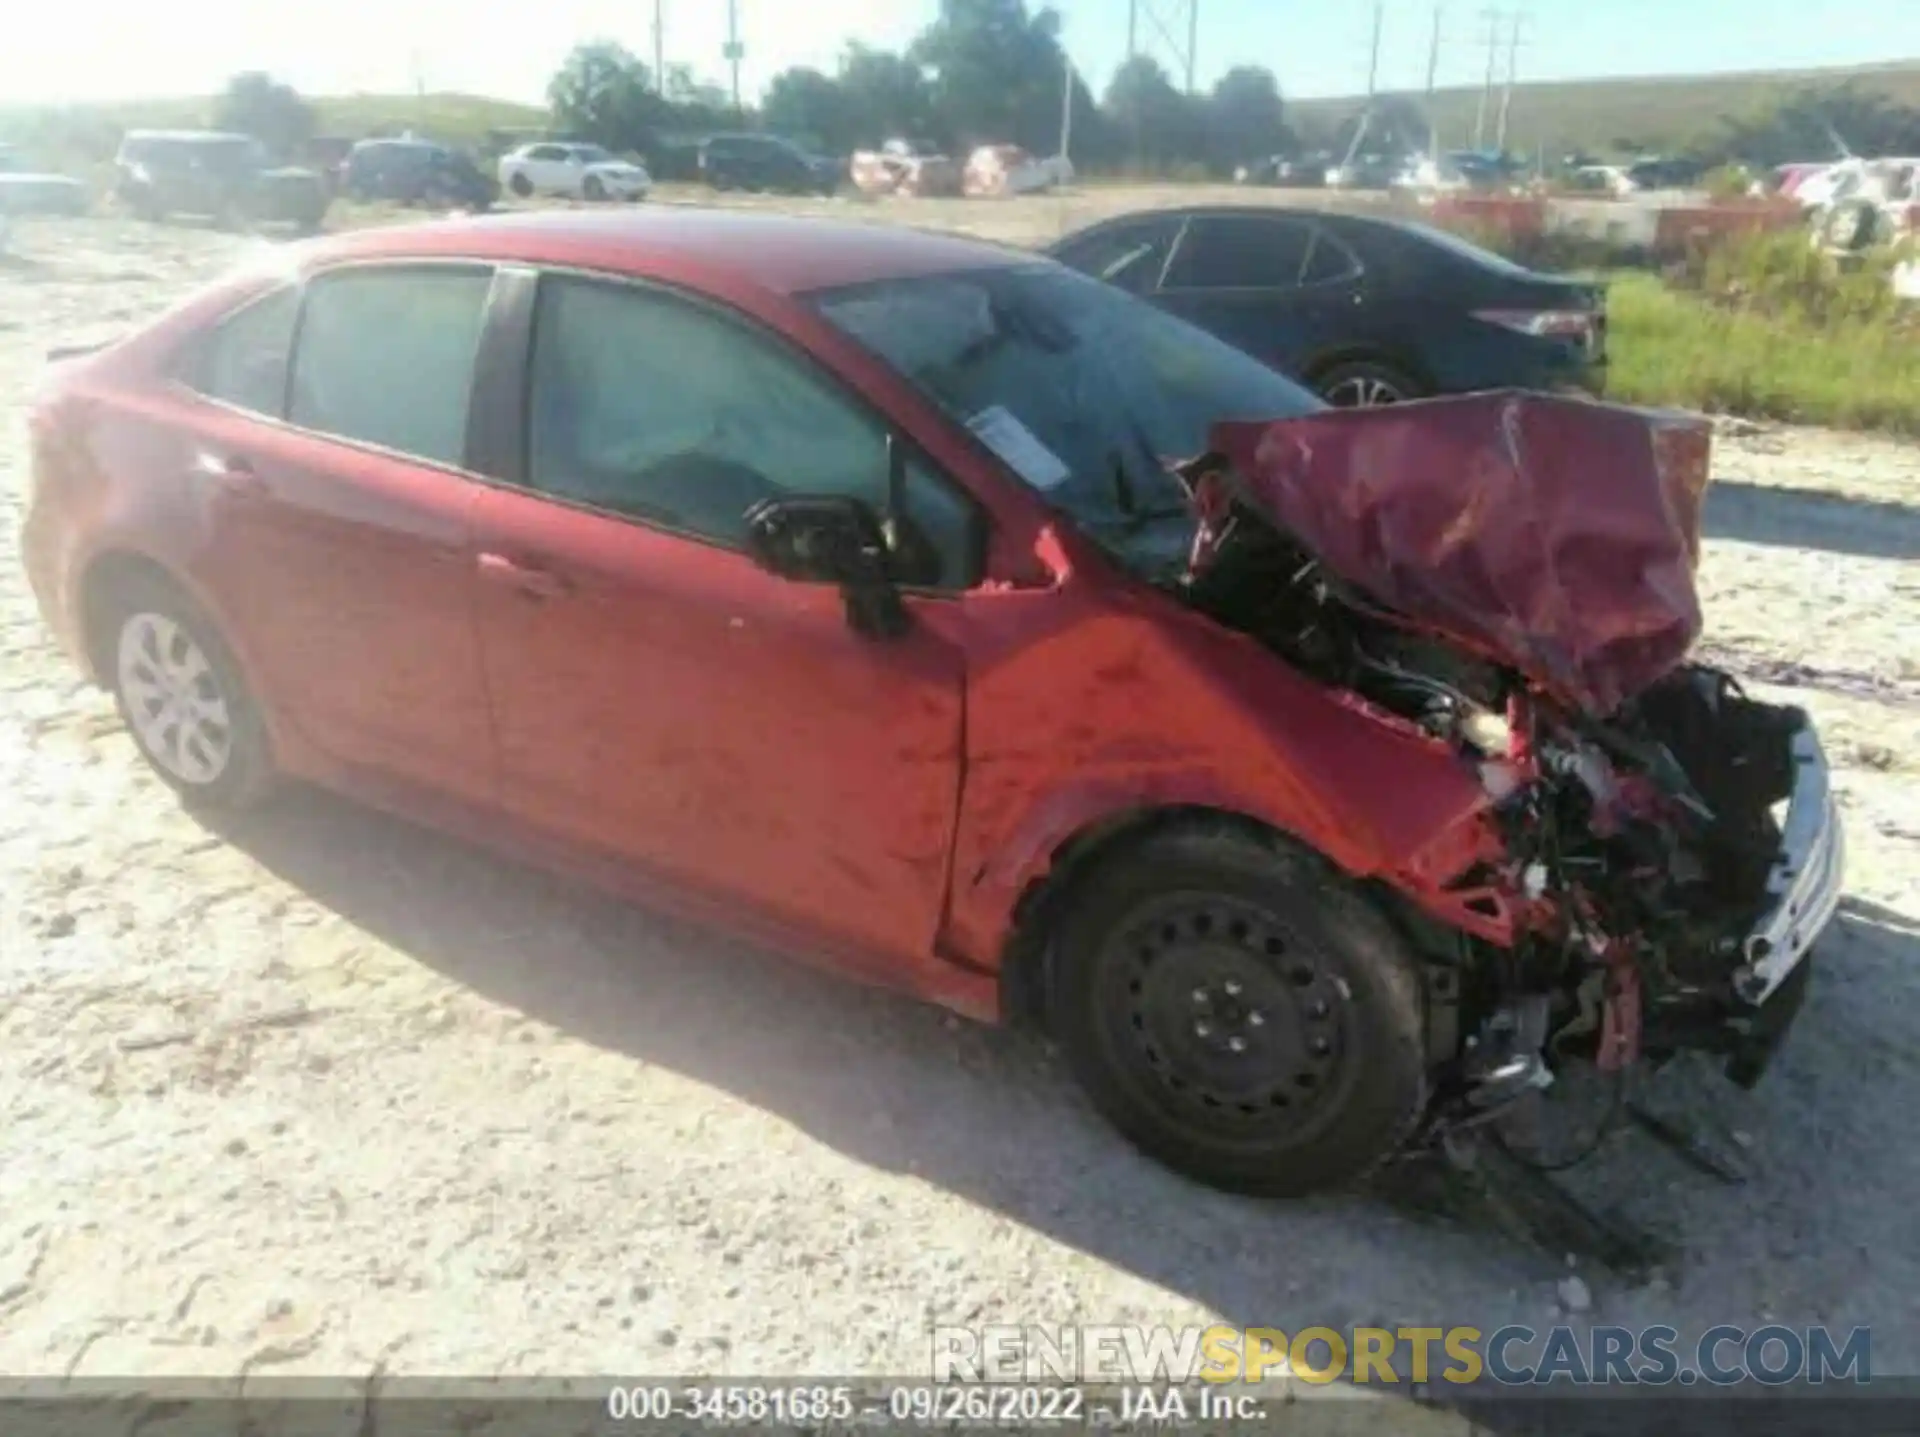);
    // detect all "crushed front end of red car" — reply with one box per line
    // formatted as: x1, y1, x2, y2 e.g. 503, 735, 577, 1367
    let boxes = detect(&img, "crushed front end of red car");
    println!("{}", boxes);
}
1179, 392, 1842, 1149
